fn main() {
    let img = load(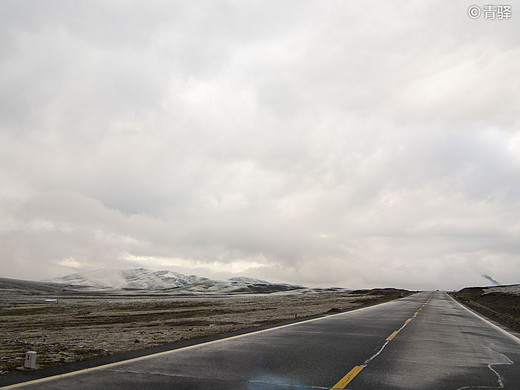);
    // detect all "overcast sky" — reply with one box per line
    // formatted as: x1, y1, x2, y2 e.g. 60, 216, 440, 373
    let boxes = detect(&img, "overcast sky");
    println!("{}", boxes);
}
1, 1, 519, 290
